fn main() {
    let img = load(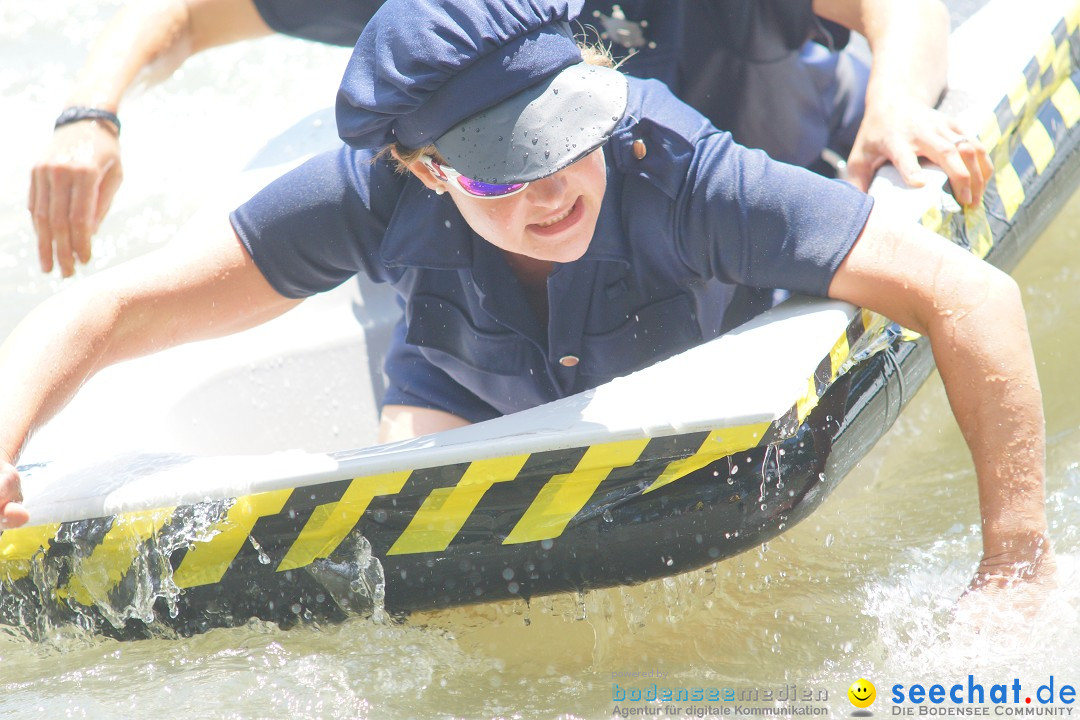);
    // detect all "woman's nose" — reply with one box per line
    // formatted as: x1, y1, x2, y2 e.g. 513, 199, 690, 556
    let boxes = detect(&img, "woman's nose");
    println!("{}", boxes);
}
525, 171, 567, 207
